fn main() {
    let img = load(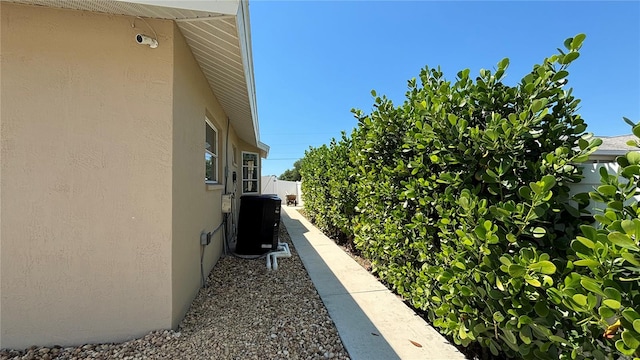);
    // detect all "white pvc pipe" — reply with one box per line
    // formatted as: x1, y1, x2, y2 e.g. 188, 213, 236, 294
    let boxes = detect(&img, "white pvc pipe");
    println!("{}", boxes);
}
266, 242, 291, 270
271, 250, 291, 270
